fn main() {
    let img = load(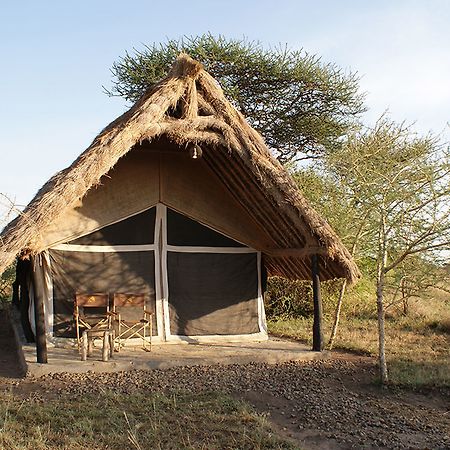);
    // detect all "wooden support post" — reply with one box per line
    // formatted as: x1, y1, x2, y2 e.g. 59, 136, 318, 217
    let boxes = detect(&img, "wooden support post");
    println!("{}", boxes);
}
149, 319, 152, 352
311, 254, 324, 352
102, 331, 109, 362
81, 332, 88, 361
33, 280, 48, 364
